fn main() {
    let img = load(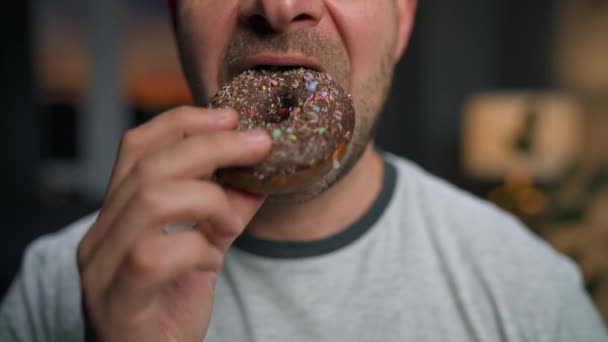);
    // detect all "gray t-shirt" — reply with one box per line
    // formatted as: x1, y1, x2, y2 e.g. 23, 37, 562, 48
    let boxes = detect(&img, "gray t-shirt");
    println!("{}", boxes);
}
1, 154, 607, 341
